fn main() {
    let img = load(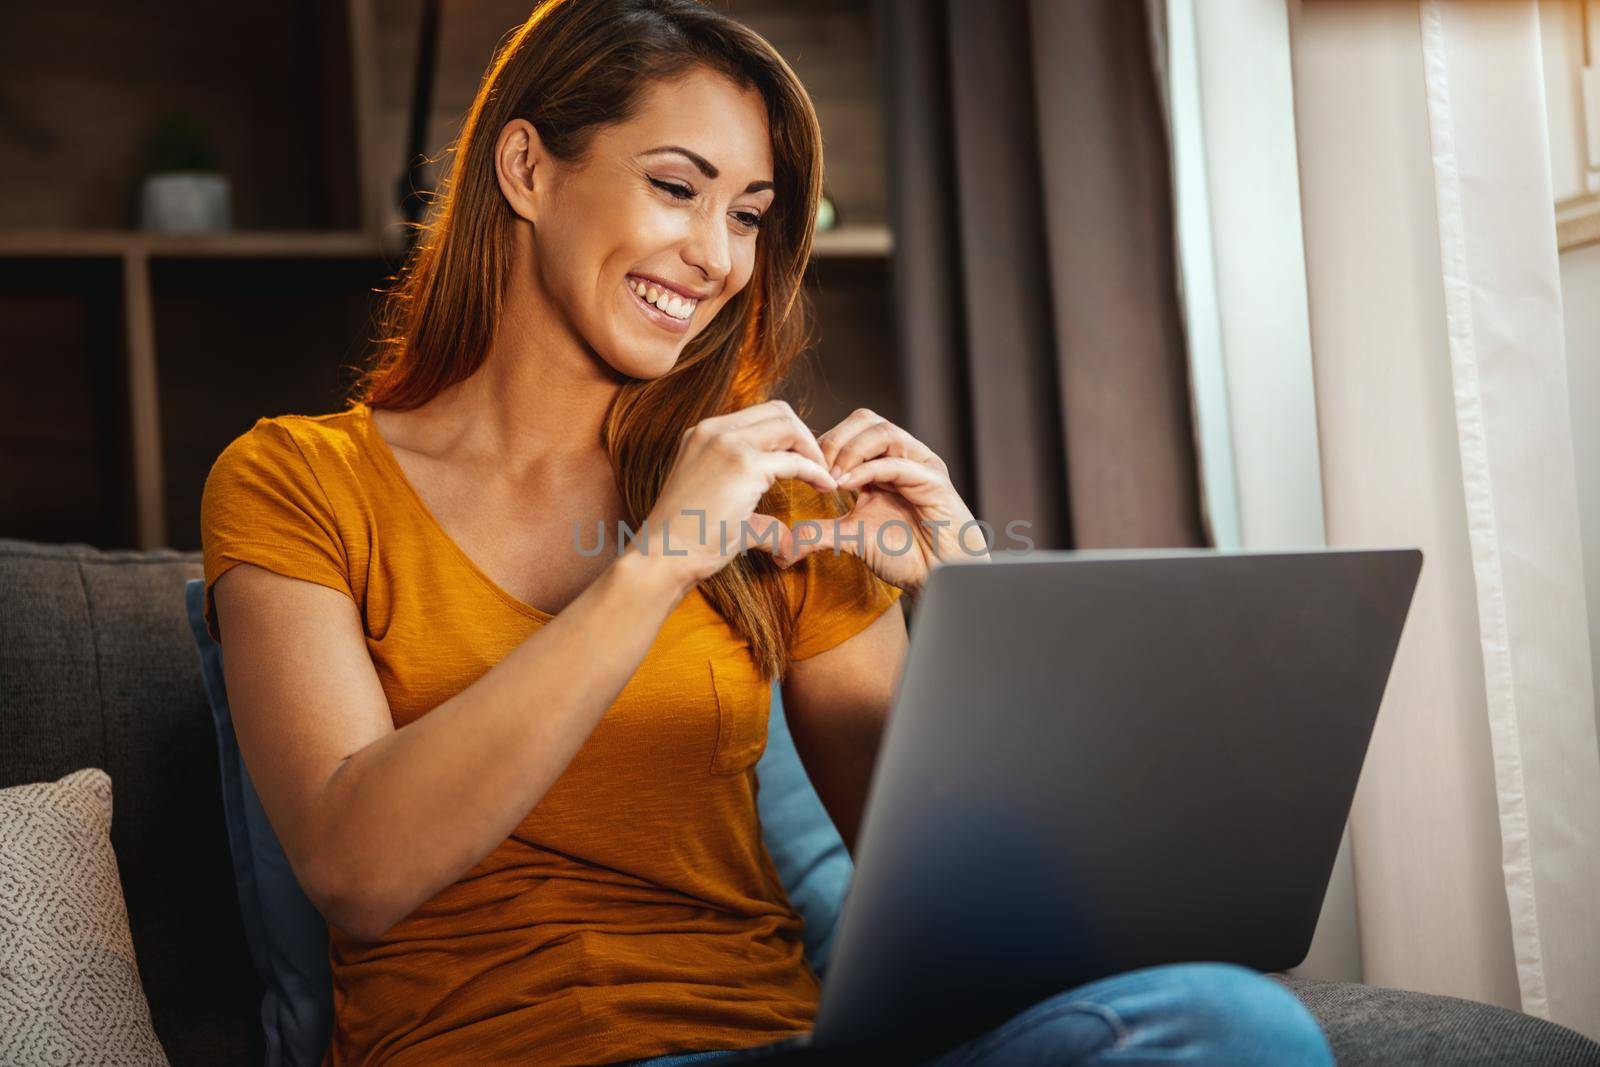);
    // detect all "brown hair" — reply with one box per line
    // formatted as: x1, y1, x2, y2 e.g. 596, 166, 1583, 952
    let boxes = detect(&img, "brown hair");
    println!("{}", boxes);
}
352, 0, 832, 681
